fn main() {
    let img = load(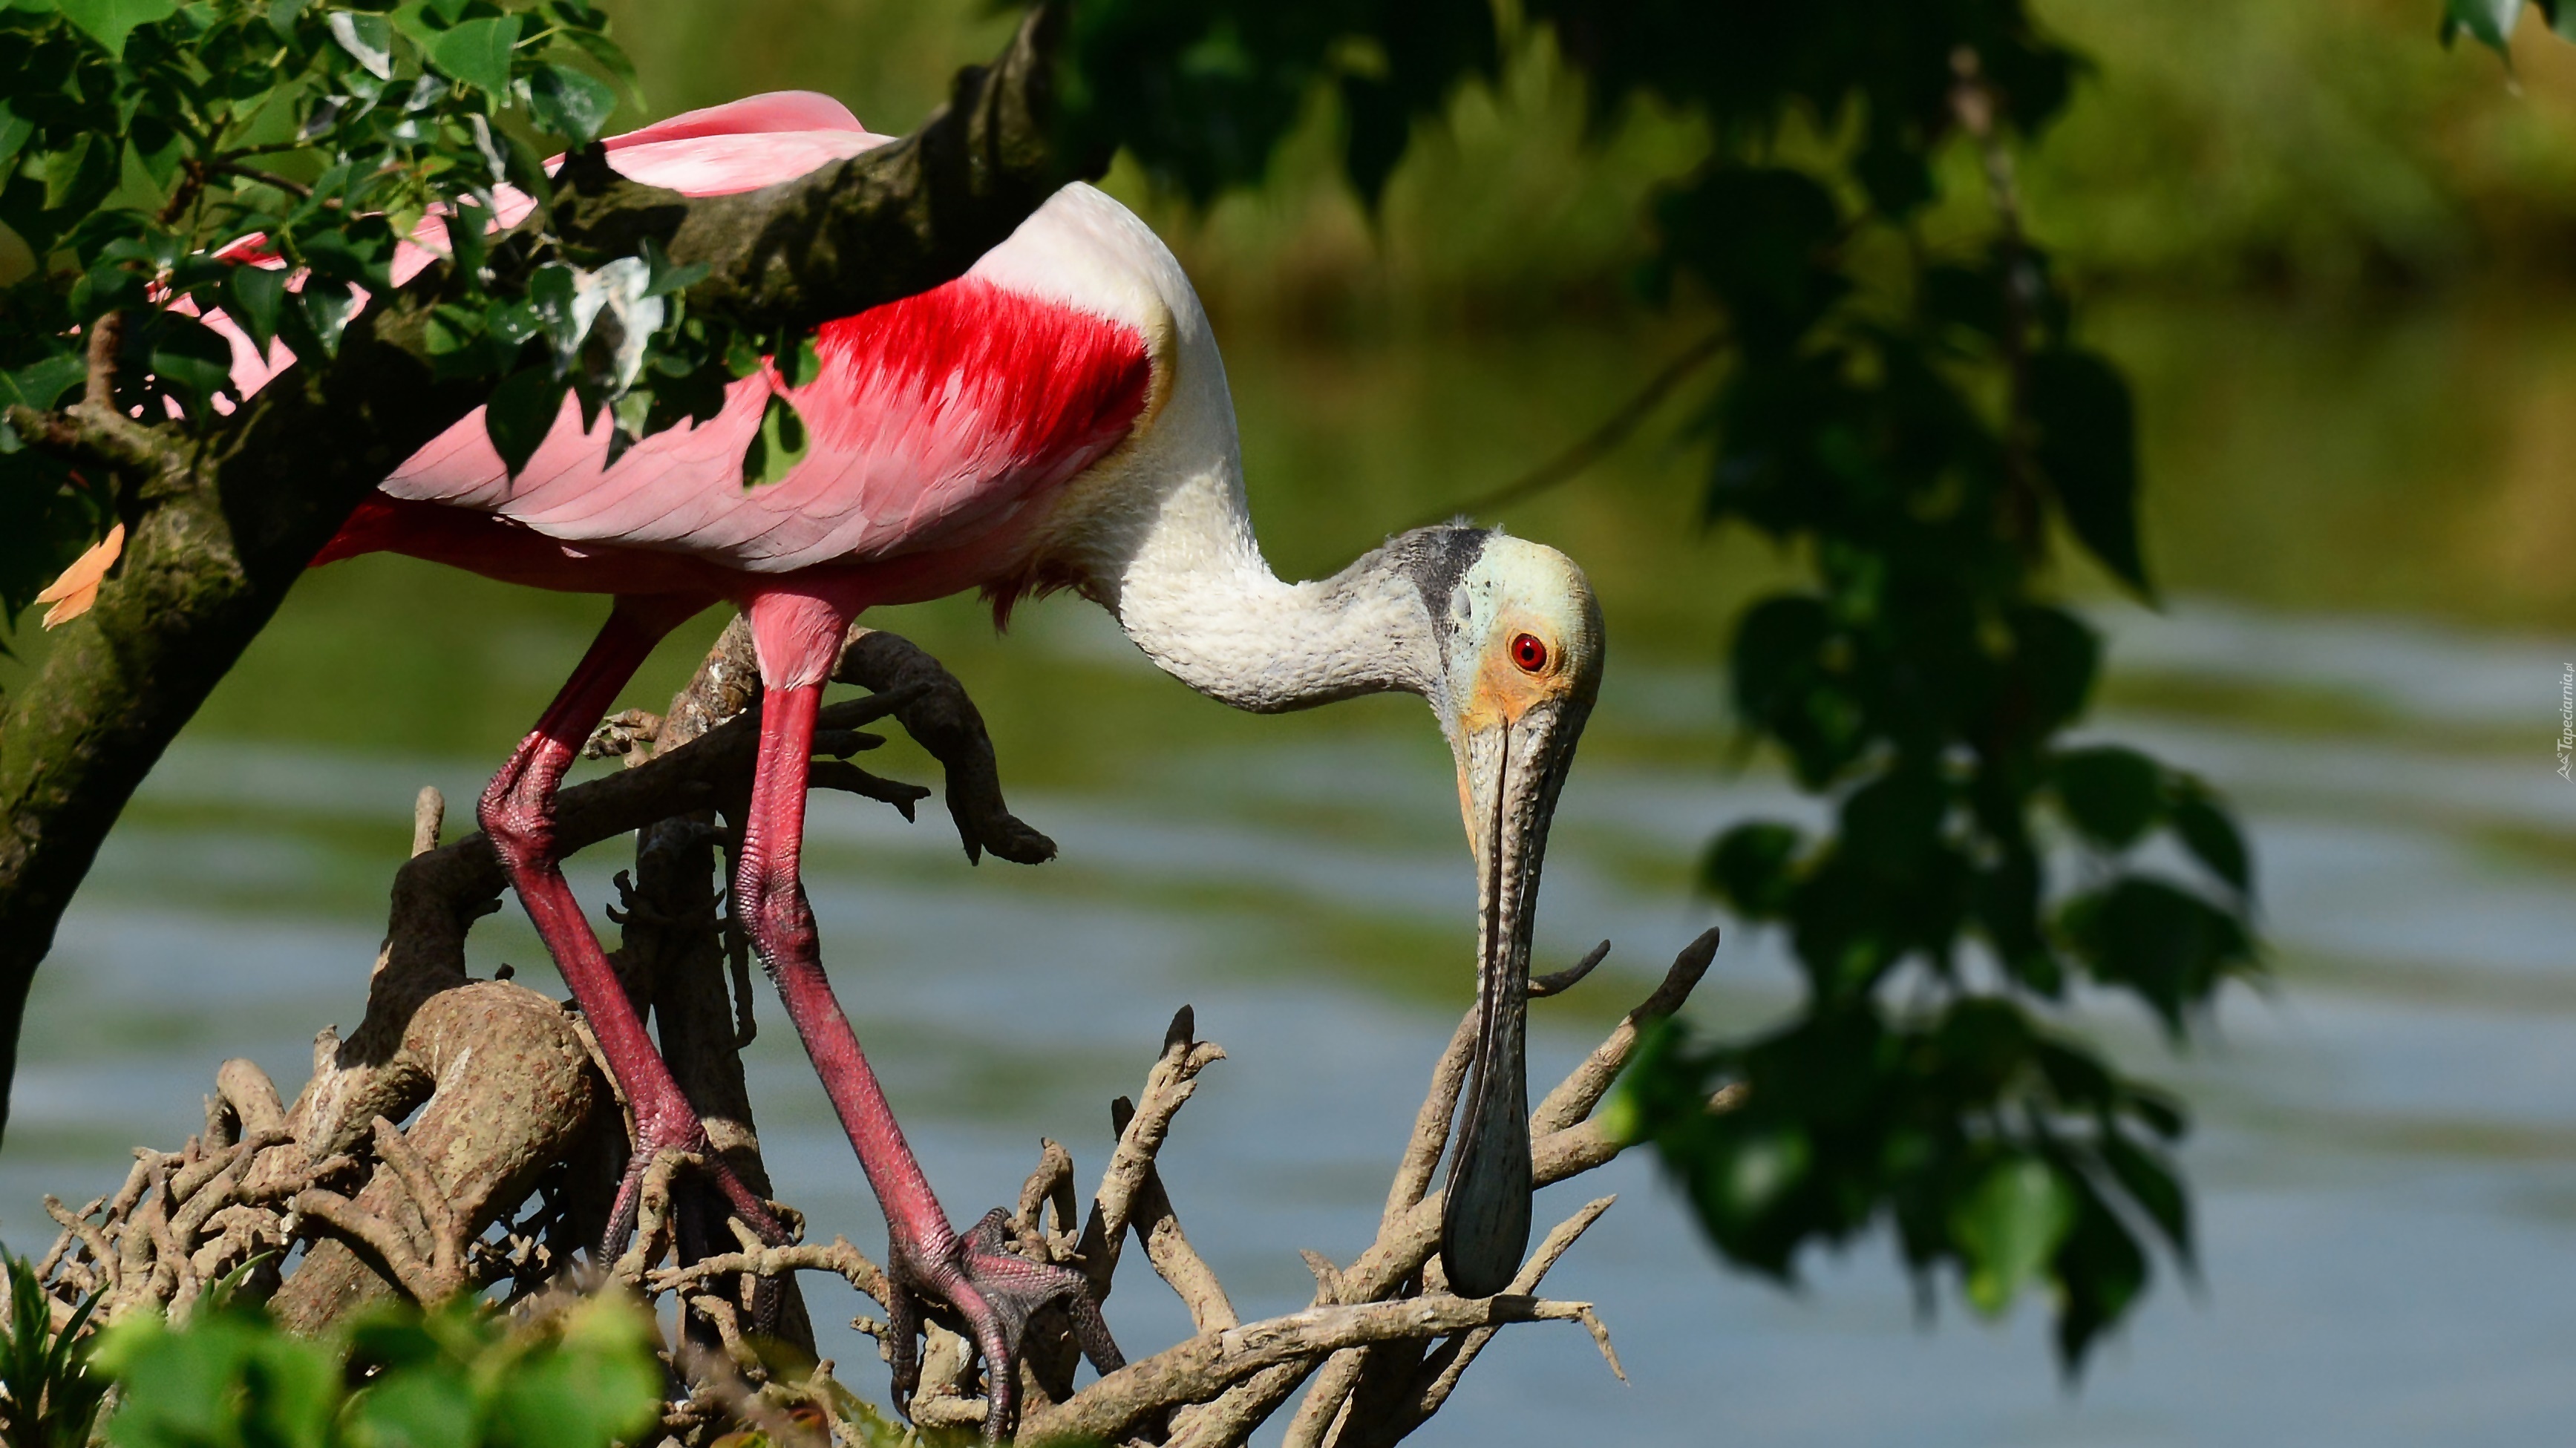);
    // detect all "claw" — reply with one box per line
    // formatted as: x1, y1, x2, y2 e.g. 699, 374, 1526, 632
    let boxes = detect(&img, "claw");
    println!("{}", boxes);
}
605, 1132, 798, 1339
886, 1207, 1124, 1440
831, 629, 1057, 868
